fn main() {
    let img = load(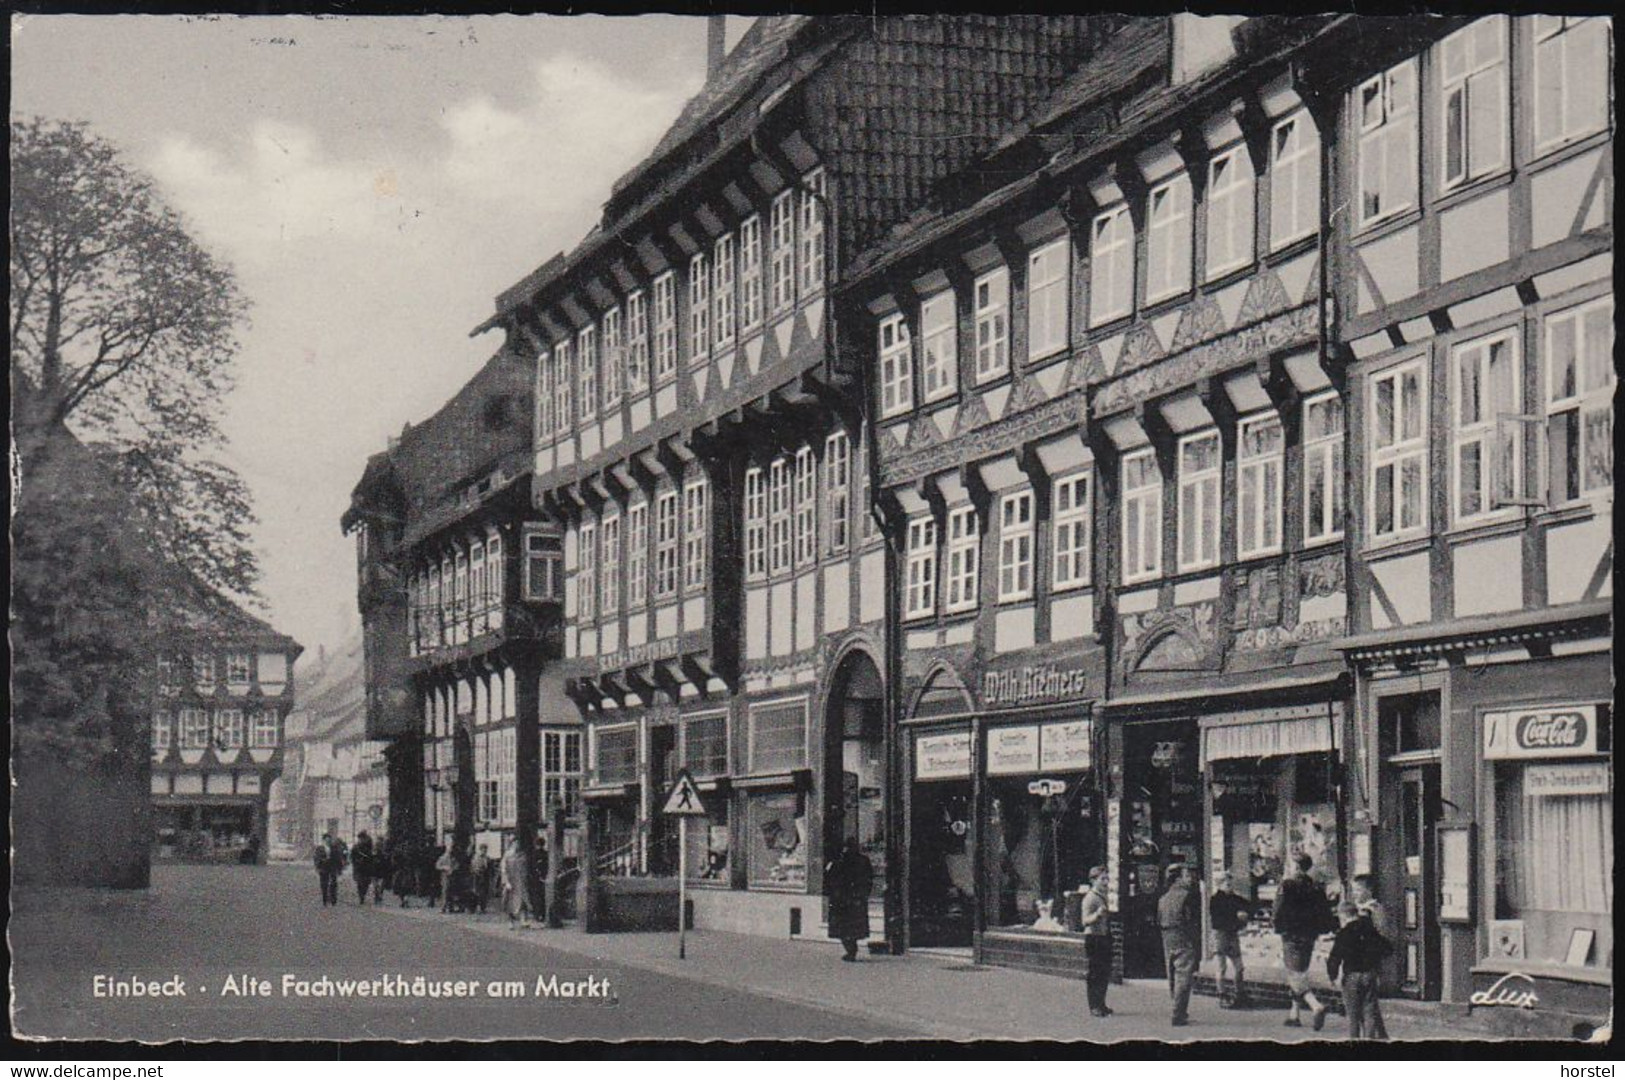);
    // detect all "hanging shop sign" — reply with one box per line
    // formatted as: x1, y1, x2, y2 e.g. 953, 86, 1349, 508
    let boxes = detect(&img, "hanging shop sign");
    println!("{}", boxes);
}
915, 732, 972, 780
1039, 721, 1092, 772
981, 664, 1089, 708
1483, 705, 1599, 759
1028, 779, 1068, 797
987, 726, 1040, 775
1523, 762, 1610, 797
